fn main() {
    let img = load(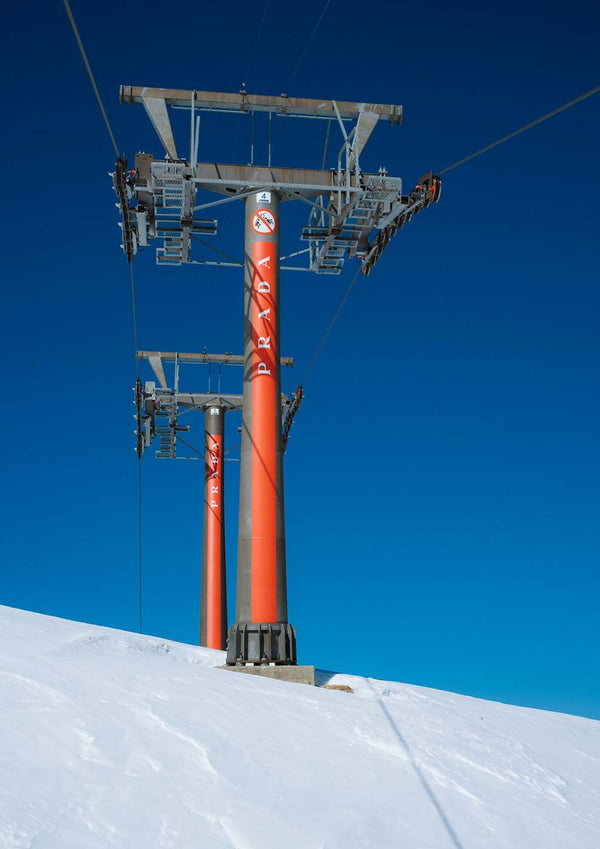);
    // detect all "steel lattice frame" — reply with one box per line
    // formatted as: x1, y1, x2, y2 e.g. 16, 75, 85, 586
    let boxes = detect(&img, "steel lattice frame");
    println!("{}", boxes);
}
113, 85, 440, 275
